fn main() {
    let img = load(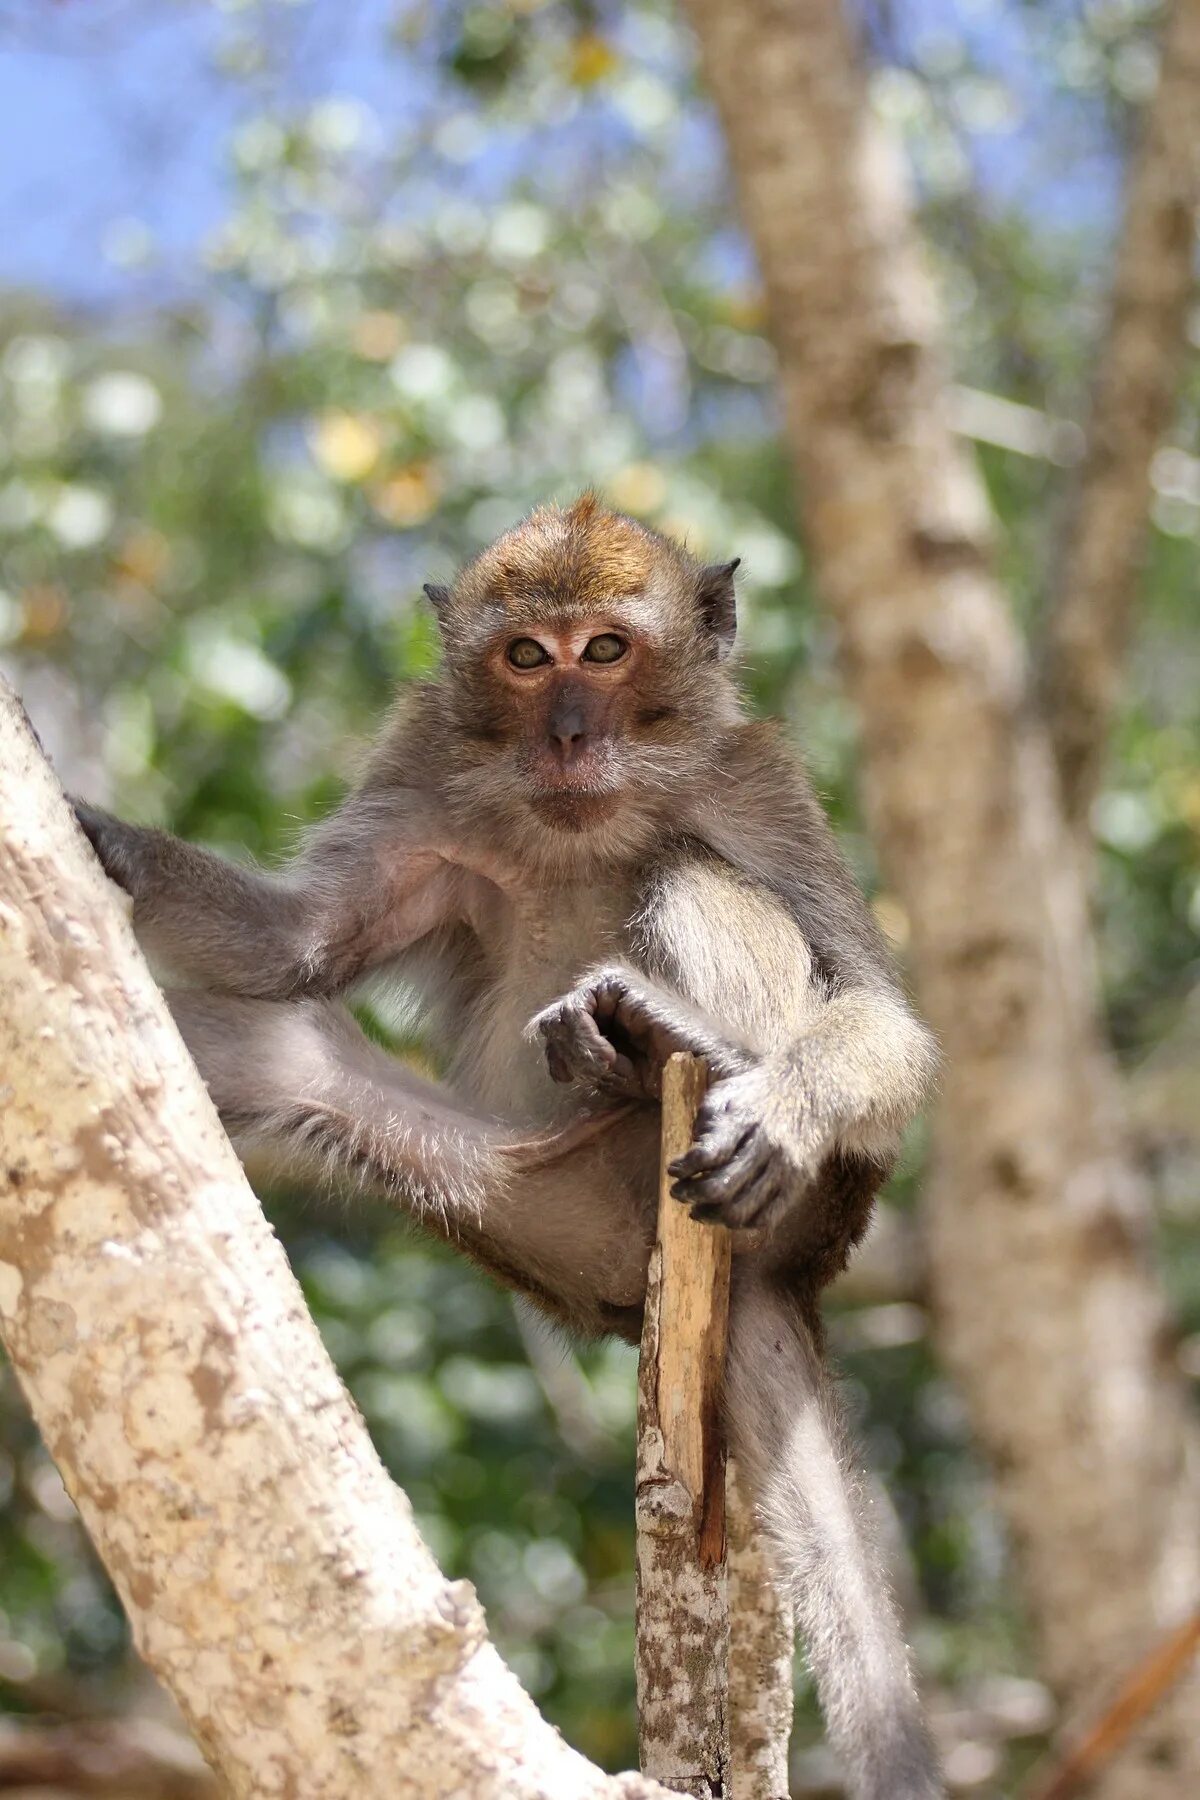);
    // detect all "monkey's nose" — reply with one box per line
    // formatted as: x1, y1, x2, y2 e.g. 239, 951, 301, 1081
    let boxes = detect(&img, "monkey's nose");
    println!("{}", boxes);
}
549, 705, 588, 761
